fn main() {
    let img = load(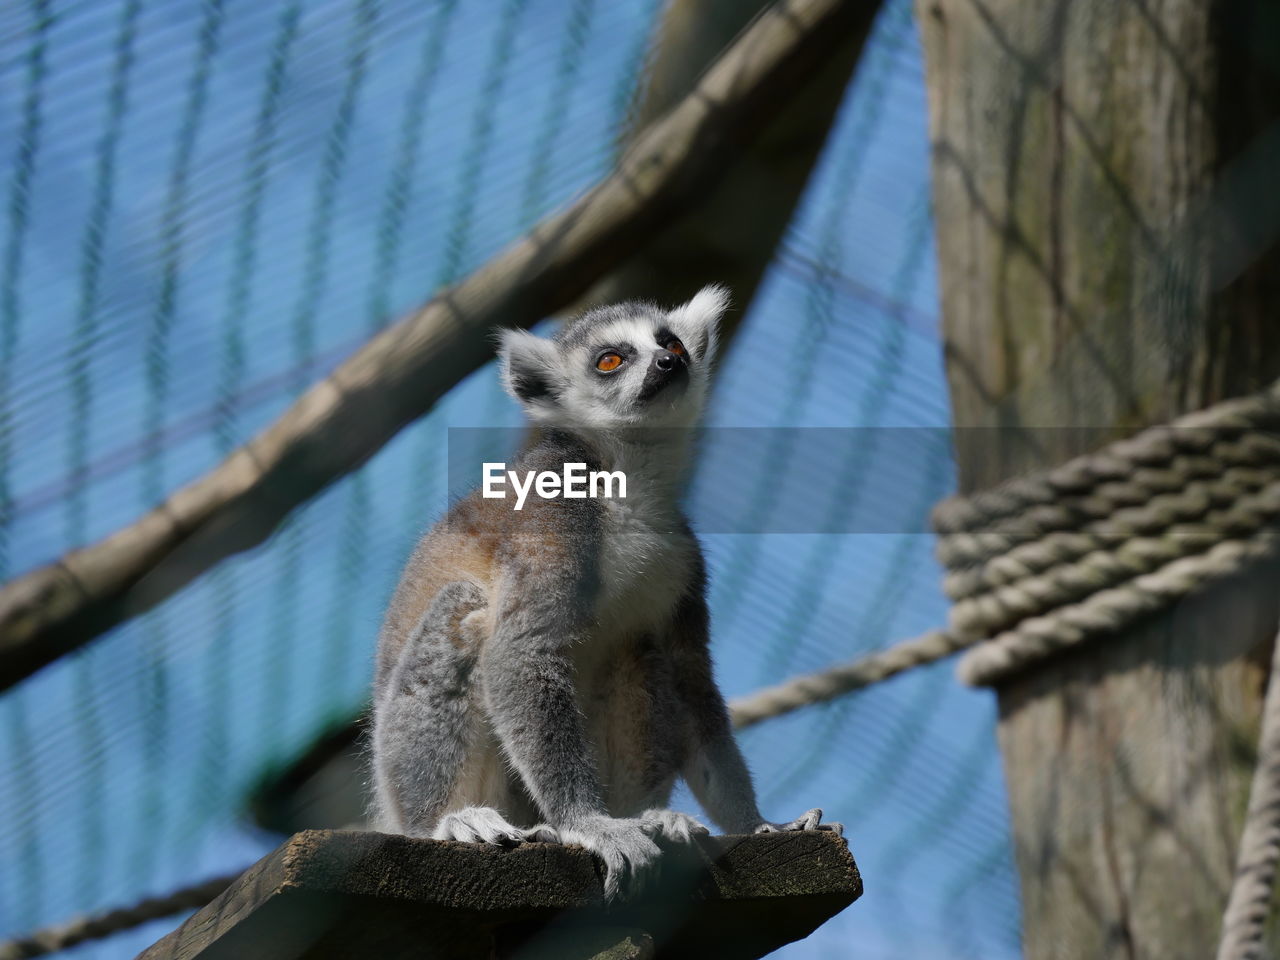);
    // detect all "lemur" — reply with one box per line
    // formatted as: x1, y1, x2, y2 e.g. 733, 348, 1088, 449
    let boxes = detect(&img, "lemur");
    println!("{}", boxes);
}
370, 286, 840, 898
